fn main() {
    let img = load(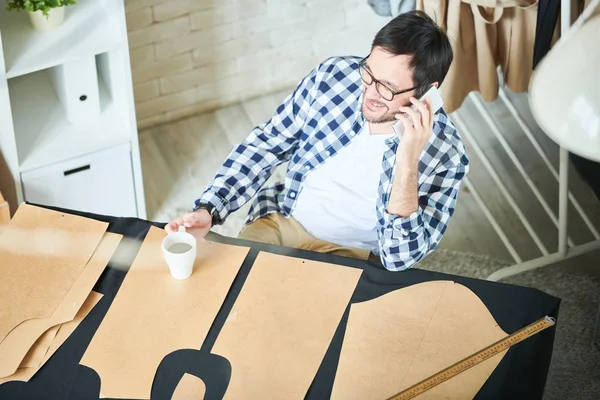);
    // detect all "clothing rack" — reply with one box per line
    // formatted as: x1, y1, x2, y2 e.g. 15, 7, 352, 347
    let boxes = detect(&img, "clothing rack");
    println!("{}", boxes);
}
448, 0, 600, 281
